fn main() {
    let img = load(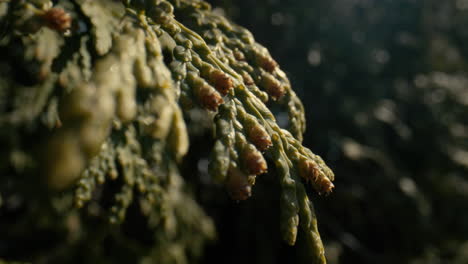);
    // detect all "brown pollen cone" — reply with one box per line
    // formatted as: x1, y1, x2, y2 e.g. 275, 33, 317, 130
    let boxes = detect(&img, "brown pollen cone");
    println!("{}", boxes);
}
209, 69, 233, 96
226, 167, 252, 201
299, 159, 334, 195
42, 8, 72, 33
241, 71, 255, 85
261, 73, 285, 100
247, 125, 272, 151
233, 49, 246, 61
256, 54, 278, 72
243, 146, 267, 175
196, 84, 224, 111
